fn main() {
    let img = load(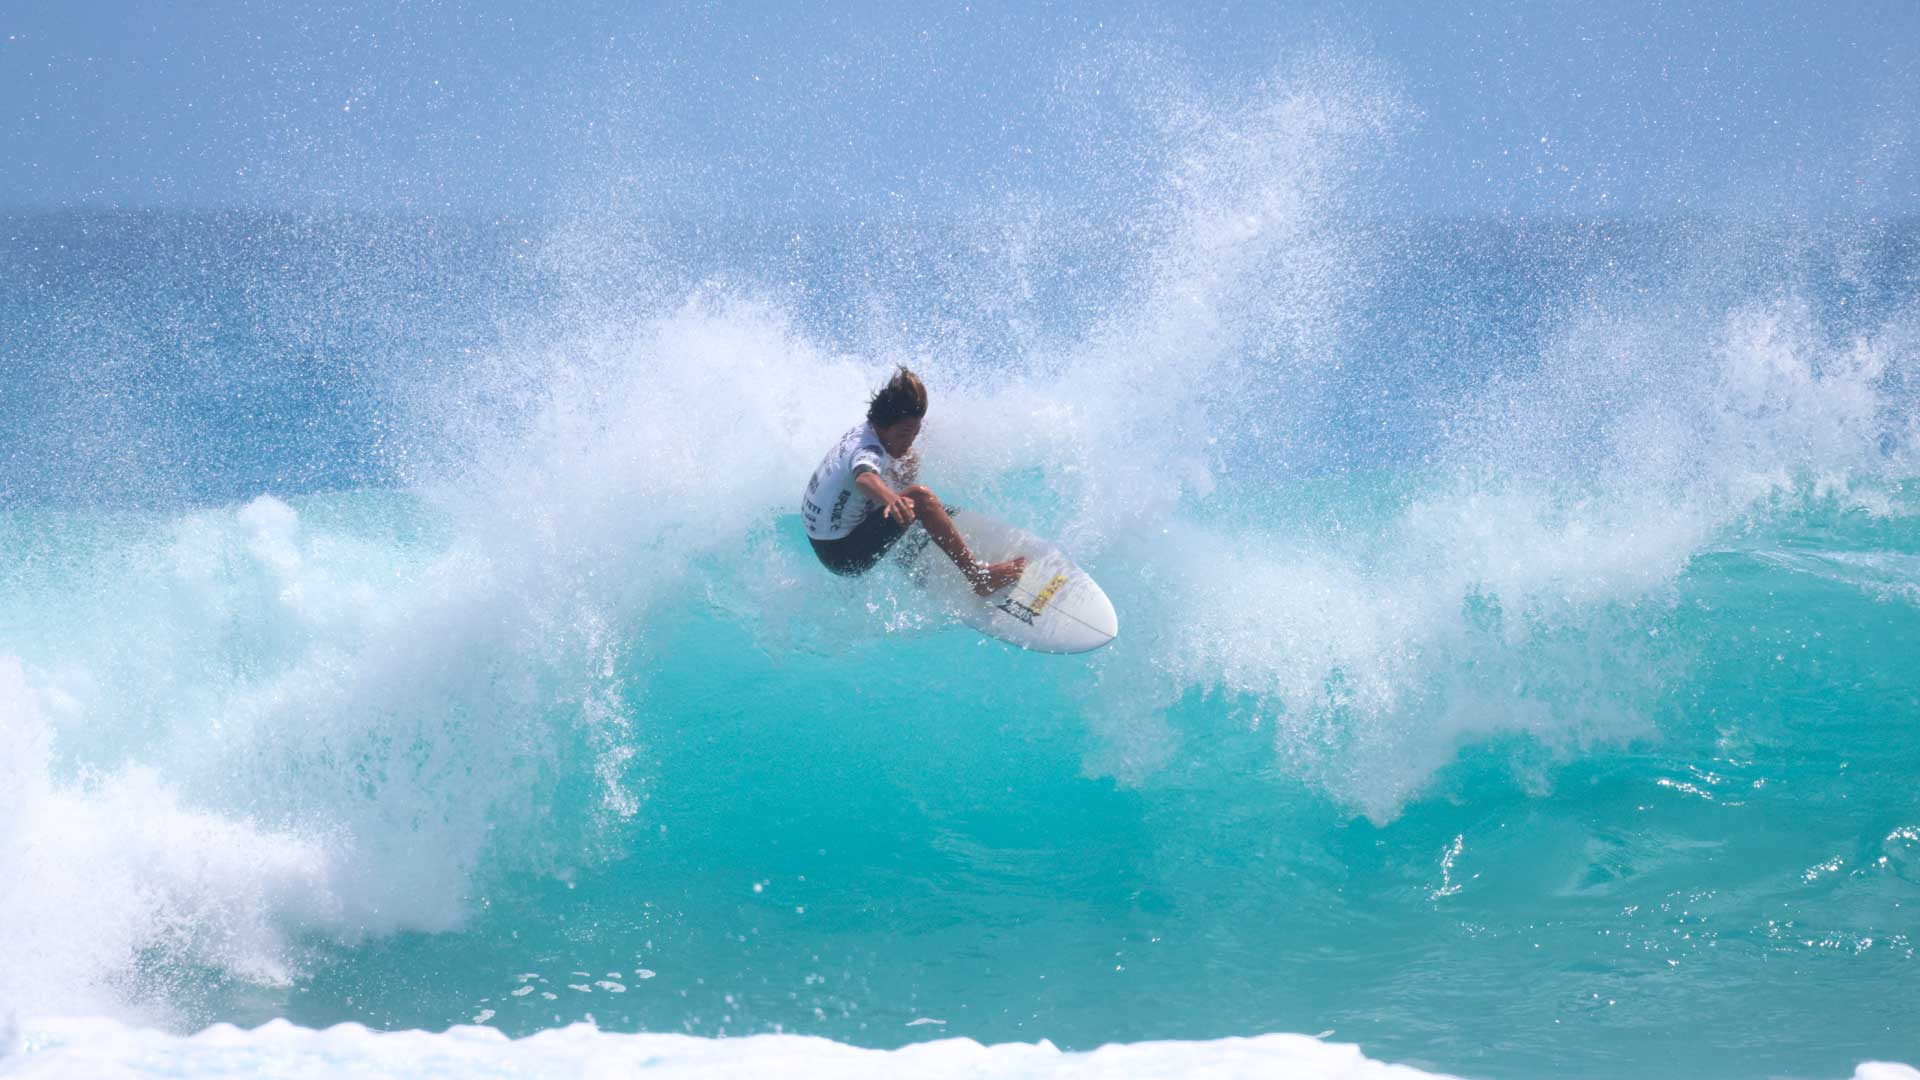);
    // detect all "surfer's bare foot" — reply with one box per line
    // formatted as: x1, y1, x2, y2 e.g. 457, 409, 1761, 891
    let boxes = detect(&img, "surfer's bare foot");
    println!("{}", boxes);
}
971, 557, 1027, 596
